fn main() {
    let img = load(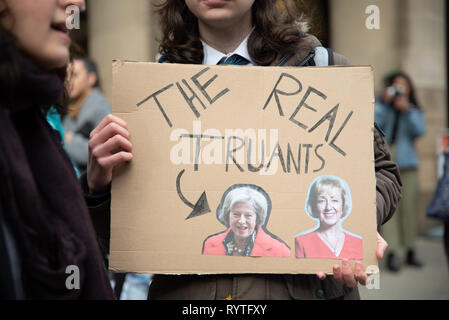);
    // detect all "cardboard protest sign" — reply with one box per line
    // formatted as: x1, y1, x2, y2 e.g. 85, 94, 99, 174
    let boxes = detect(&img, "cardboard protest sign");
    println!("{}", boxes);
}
110, 61, 377, 274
